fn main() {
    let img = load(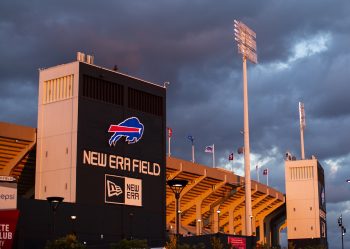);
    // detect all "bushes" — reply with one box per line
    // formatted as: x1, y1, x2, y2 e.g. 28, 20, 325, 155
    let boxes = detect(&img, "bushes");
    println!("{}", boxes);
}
45, 234, 86, 249
110, 238, 149, 249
